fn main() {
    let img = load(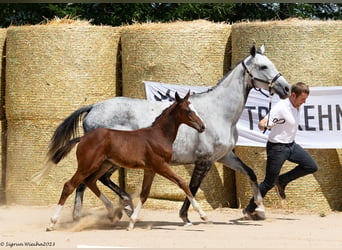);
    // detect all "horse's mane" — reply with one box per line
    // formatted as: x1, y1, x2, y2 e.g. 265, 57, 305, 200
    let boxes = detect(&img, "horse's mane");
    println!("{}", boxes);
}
151, 101, 178, 126
190, 66, 235, 99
